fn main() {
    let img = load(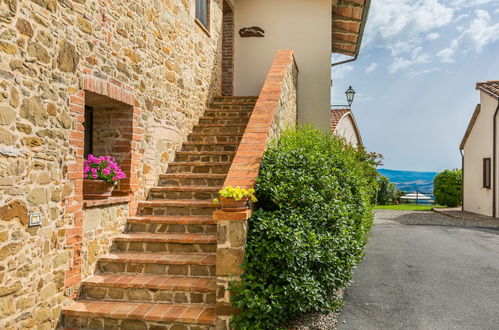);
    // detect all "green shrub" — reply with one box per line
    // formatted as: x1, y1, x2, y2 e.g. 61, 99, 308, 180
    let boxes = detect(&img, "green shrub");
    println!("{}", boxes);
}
434, 169, 462, 207
377, 175, 400, 205
230, 126, 379, 329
